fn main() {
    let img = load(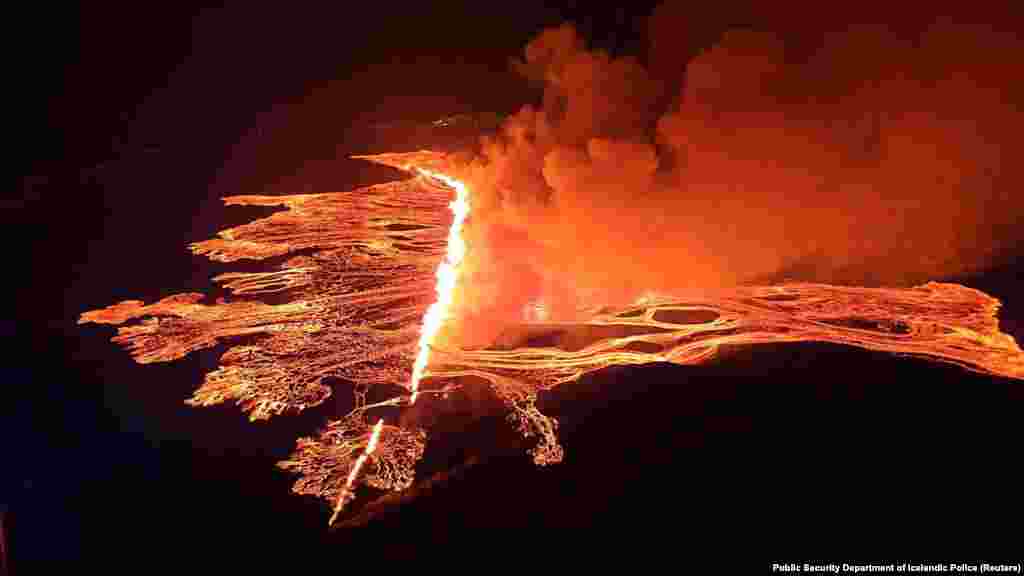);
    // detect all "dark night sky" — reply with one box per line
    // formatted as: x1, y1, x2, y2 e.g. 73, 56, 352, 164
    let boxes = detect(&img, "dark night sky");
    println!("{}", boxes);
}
10, 1, 1024, 568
